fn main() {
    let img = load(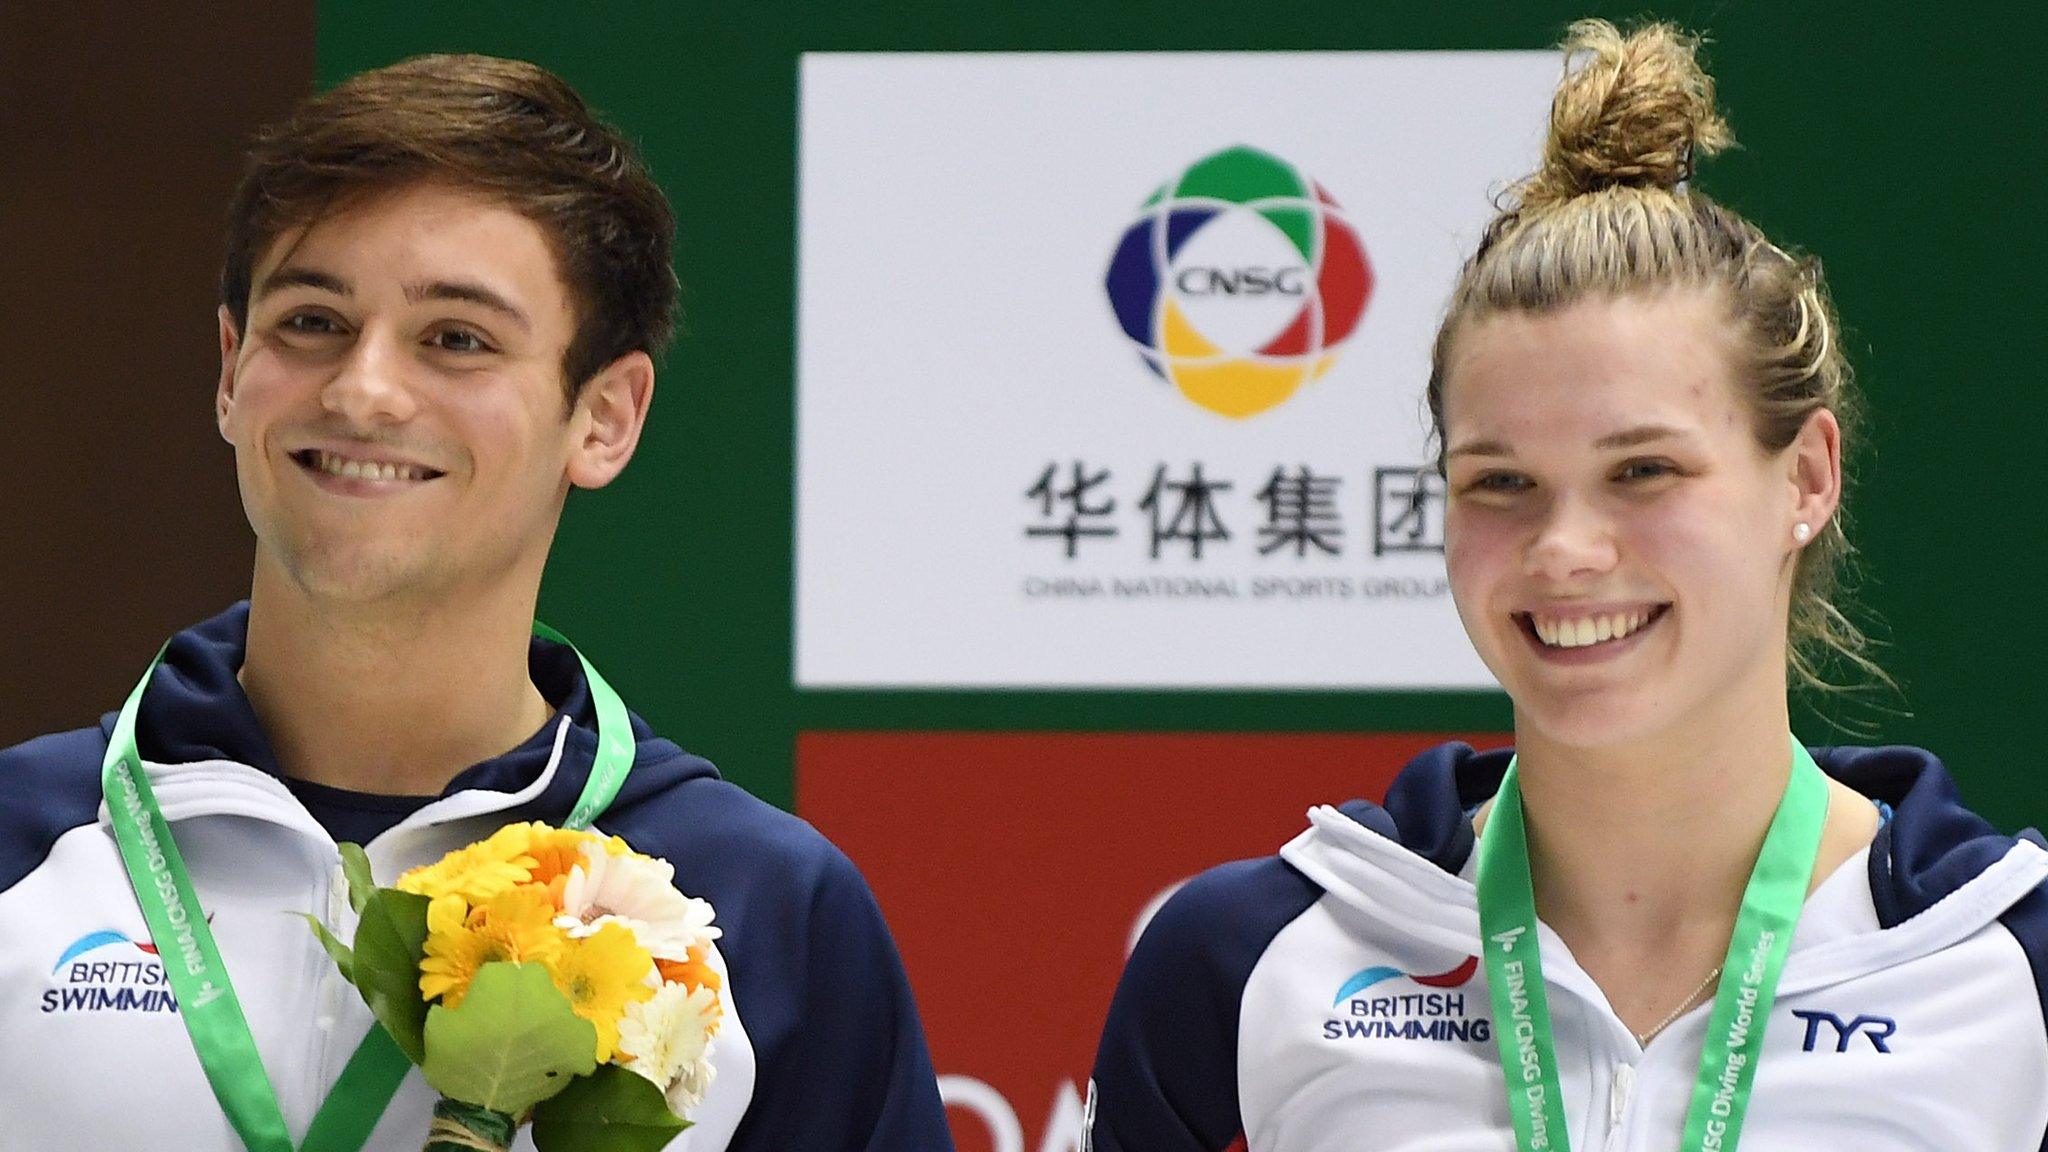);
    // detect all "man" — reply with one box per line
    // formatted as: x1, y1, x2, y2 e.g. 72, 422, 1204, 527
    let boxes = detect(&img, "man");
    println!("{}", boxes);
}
0, 54, 951, 1150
